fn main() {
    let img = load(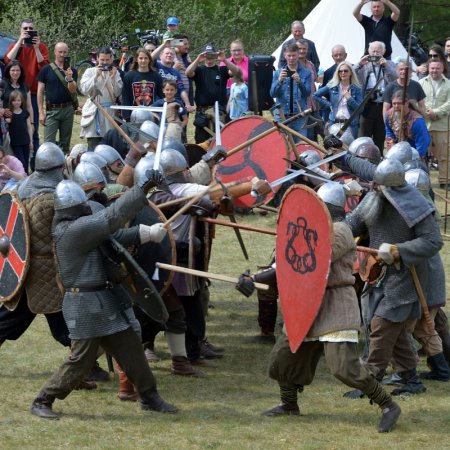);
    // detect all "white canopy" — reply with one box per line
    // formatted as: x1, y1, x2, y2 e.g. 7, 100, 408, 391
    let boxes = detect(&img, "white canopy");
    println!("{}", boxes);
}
272, 0, 411, 70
